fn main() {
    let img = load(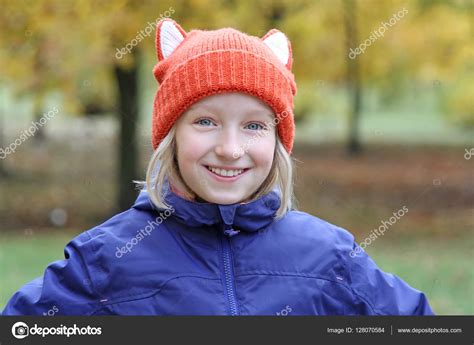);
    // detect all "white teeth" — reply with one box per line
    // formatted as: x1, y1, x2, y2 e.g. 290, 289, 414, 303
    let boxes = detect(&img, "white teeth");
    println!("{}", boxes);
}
206, 166, 244, 177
